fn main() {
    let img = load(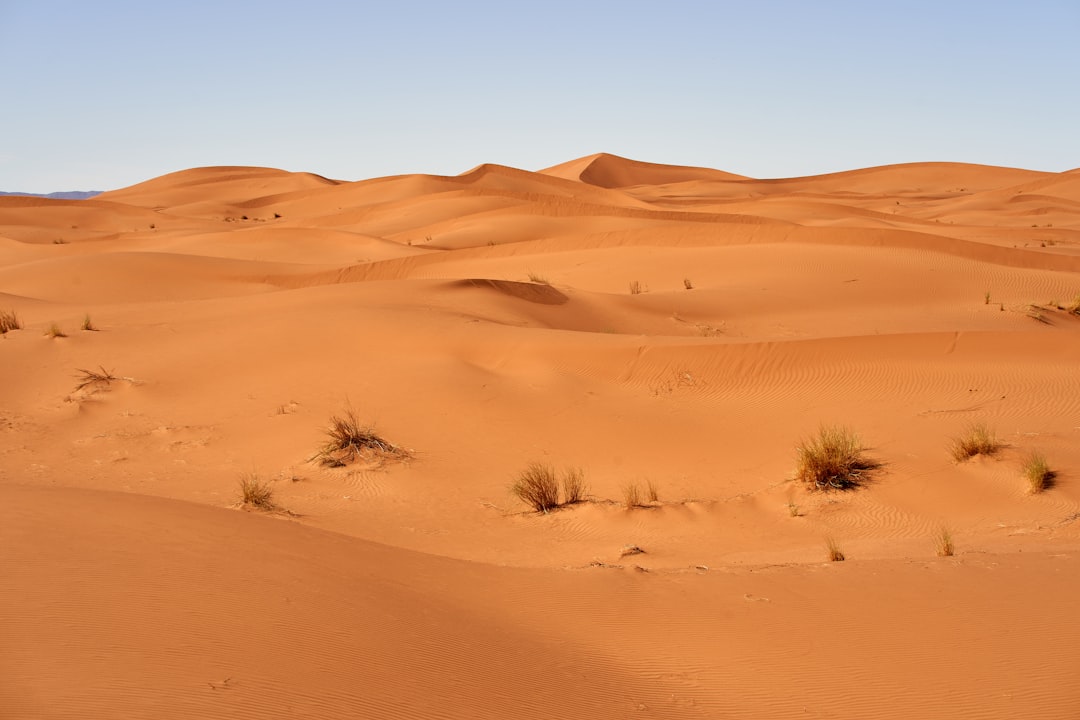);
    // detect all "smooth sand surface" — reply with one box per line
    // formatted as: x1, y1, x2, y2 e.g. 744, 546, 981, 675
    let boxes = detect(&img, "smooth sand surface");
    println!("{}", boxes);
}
3, 153, 1079, 718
